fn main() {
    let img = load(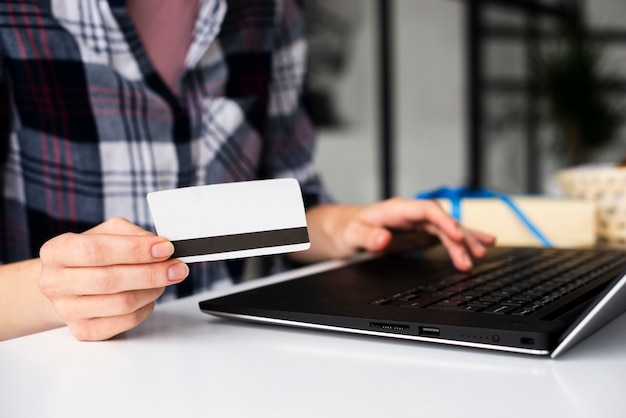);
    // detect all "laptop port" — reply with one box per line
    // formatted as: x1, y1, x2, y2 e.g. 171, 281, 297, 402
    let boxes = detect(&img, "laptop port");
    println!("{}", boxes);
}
418, 326, 440, 337
370, 322, 409, 331
520, 337, 535, 345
